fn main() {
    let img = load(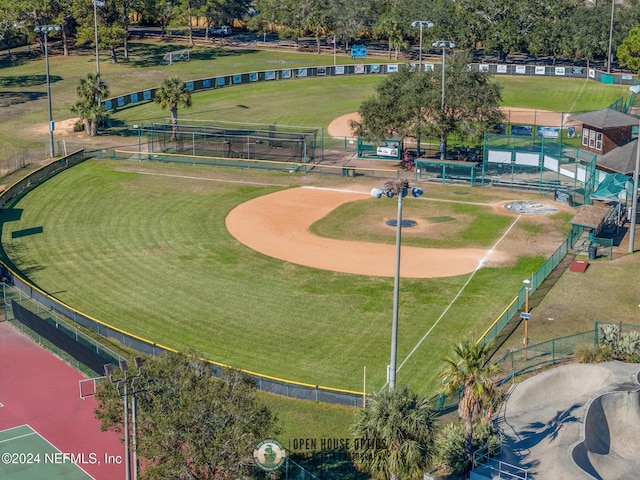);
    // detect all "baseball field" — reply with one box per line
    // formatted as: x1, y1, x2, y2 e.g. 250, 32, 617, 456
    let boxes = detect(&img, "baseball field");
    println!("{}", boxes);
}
0, 41, 636, 444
